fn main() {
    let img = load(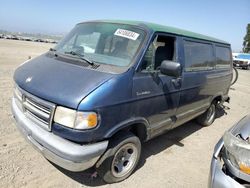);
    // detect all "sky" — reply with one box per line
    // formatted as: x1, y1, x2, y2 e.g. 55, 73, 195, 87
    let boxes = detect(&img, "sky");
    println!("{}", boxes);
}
0, 0, 249, 52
